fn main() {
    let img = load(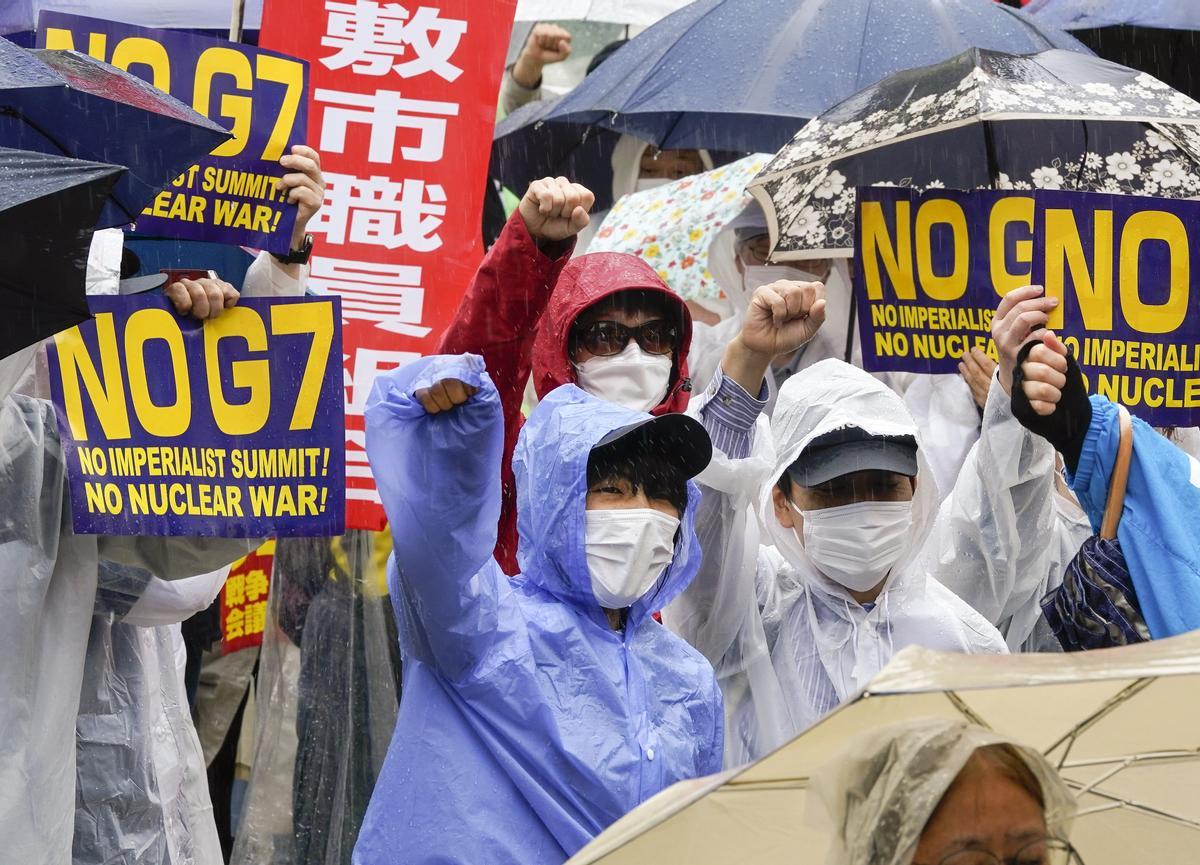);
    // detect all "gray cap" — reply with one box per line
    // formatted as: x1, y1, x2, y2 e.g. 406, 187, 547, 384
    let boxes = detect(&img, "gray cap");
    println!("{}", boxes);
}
786, 426, 918, 487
